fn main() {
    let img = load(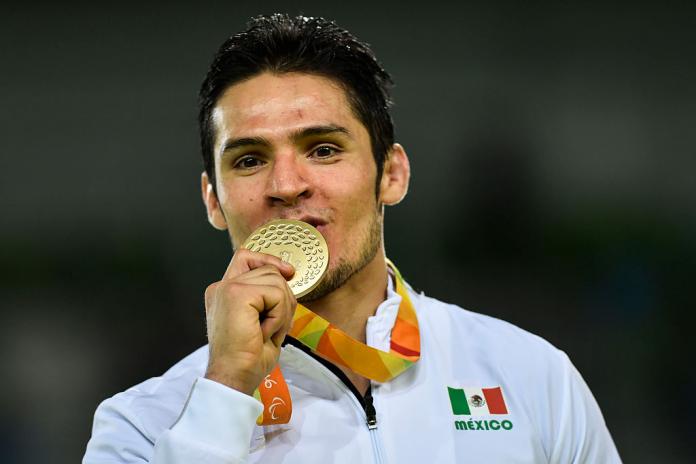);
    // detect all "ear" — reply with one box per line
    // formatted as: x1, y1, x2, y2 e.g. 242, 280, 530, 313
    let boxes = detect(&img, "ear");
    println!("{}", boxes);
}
378, 143, 411, 206
201, 172, 228, 230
